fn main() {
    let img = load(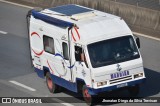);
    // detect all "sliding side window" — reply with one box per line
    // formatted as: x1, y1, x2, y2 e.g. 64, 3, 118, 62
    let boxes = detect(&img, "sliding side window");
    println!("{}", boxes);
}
62, 42, 69, 60
43, 35, 55, 54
